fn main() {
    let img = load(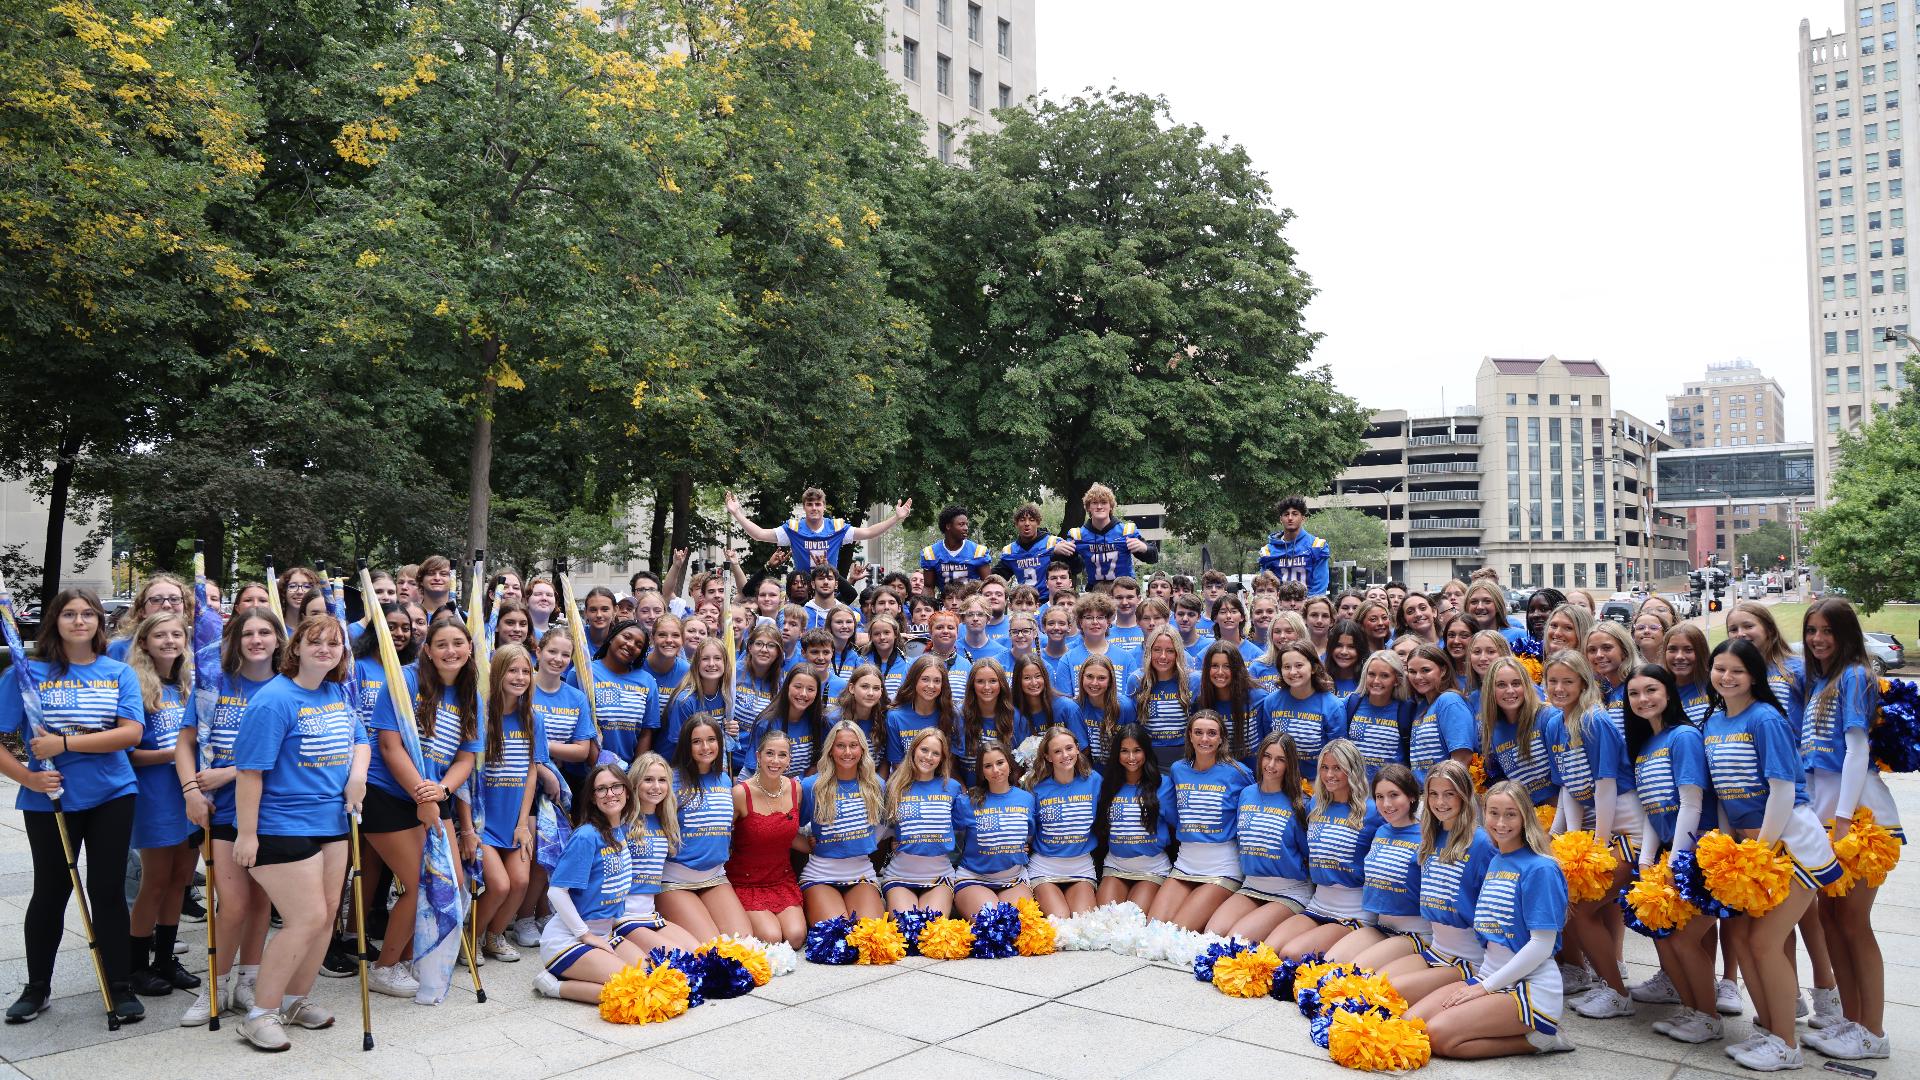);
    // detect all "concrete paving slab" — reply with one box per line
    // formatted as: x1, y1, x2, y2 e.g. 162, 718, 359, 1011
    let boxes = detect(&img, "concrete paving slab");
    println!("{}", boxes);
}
943, 1001, 1202, 1080
799, 968, 1042, 1042
848, 1045, 1052, 1080
1122, 1034, 1360, 1079
539, 990, 781, 1054
647, 1005, 923, 1080
1058, 963, 1266, 1035
747, 960, 909, 1006
925, 949, 1148, 998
